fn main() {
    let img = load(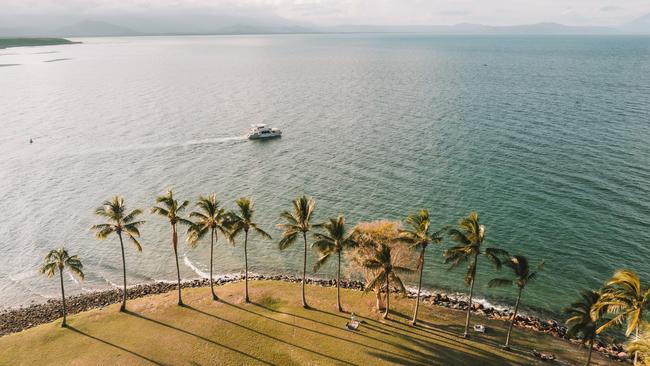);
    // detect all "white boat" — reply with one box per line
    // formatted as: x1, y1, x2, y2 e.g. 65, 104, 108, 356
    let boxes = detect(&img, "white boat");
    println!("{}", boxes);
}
247, 124, 282, 140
